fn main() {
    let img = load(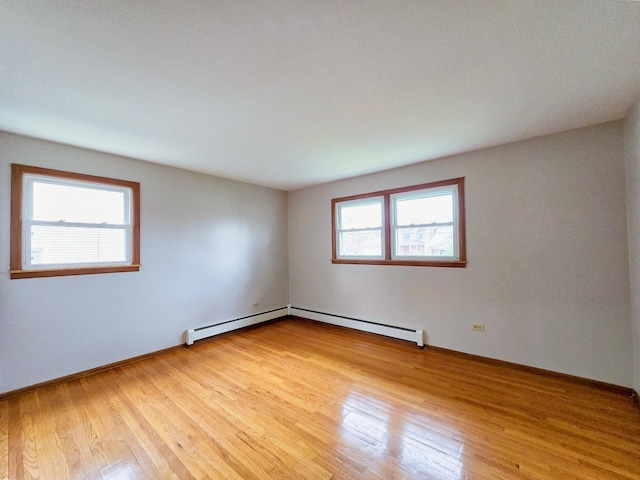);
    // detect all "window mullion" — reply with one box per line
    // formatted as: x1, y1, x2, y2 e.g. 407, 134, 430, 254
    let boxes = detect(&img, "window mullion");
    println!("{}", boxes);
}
383, 194, 391, 260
